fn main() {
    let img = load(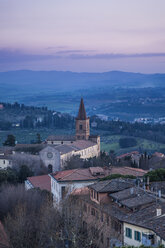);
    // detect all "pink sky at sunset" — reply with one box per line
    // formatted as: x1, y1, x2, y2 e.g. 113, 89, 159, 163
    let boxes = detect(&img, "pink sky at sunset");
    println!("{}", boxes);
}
0, 0, 165, 73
